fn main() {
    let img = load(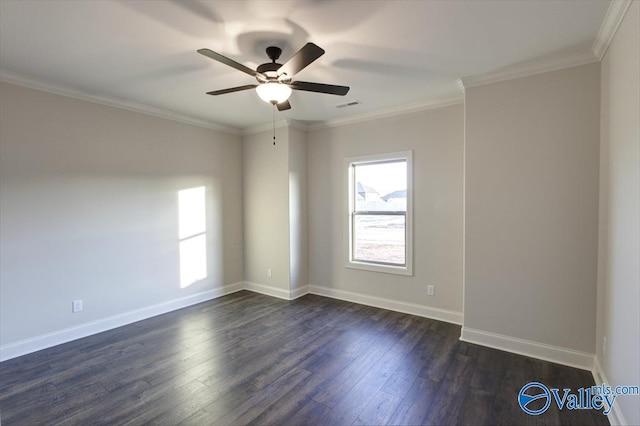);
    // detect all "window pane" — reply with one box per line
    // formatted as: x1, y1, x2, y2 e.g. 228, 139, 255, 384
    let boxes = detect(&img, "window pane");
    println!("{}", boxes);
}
354, 161, 406, 212
178, 186, 206, 239
353, 214, 405, 265
179, 234, 207, 287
